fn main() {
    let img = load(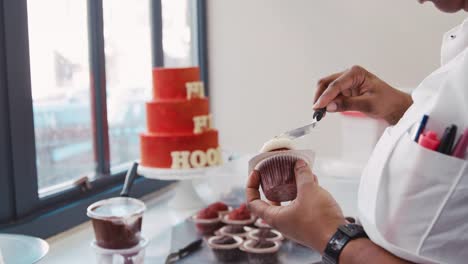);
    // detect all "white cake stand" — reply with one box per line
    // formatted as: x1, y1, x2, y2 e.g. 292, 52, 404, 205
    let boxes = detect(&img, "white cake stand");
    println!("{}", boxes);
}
138, 155, 238, 210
